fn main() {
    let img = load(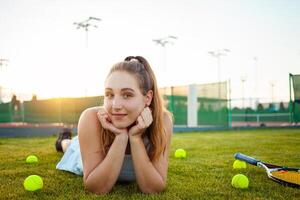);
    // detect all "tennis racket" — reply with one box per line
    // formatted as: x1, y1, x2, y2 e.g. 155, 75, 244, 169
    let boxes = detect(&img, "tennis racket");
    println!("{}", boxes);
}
234, 153, 300, 188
